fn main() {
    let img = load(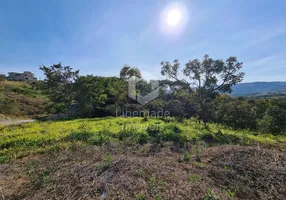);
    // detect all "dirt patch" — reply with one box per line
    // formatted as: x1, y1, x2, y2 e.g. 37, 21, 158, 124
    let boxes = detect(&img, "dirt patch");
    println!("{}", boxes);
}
205, 145, 286, 200
0, 143, 285, 200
